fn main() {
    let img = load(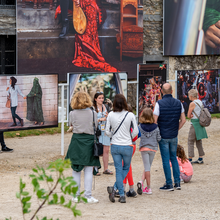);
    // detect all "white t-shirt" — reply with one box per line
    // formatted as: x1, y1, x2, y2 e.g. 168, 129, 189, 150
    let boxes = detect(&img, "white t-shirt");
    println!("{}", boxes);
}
154, 102, 184, 116
105, 110, 138, 145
